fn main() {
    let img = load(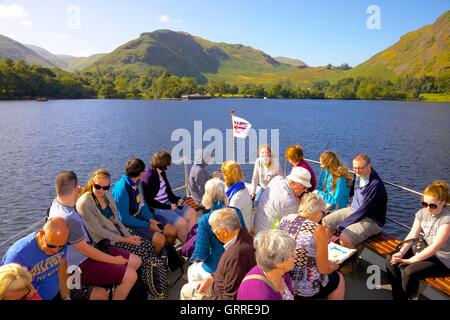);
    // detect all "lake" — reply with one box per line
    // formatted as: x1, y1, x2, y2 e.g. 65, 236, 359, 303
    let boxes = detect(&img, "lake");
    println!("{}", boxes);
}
0, 98, 449, 254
